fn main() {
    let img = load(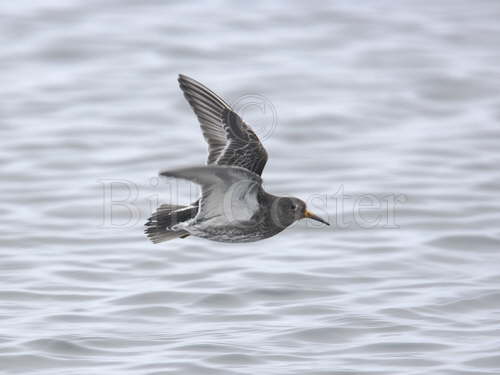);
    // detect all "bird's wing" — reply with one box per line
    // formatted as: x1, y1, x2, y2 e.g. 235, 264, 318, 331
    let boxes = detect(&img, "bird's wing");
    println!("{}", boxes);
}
178, 74, 268, 176
160, 165, 262, 224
